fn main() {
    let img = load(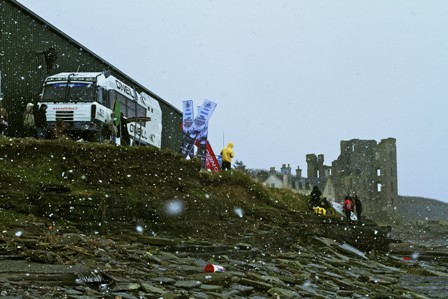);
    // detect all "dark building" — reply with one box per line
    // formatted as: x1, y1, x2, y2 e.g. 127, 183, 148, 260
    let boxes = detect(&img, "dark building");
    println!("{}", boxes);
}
0, 0, 182, 150
331, 138, 398, 220
269, 138, 398, 221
